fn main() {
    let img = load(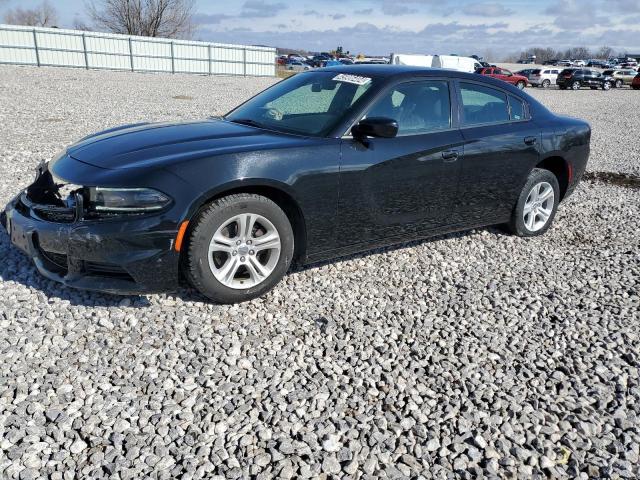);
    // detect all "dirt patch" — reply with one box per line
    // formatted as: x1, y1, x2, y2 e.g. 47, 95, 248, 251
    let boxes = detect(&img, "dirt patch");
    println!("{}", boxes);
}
584, 171, 640, 189
172, 95, 193, 100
